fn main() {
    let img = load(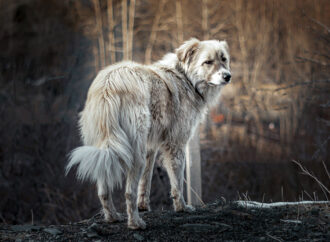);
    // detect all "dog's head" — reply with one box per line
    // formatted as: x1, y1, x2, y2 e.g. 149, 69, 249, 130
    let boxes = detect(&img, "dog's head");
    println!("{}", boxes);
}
176, 38, 231, 89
